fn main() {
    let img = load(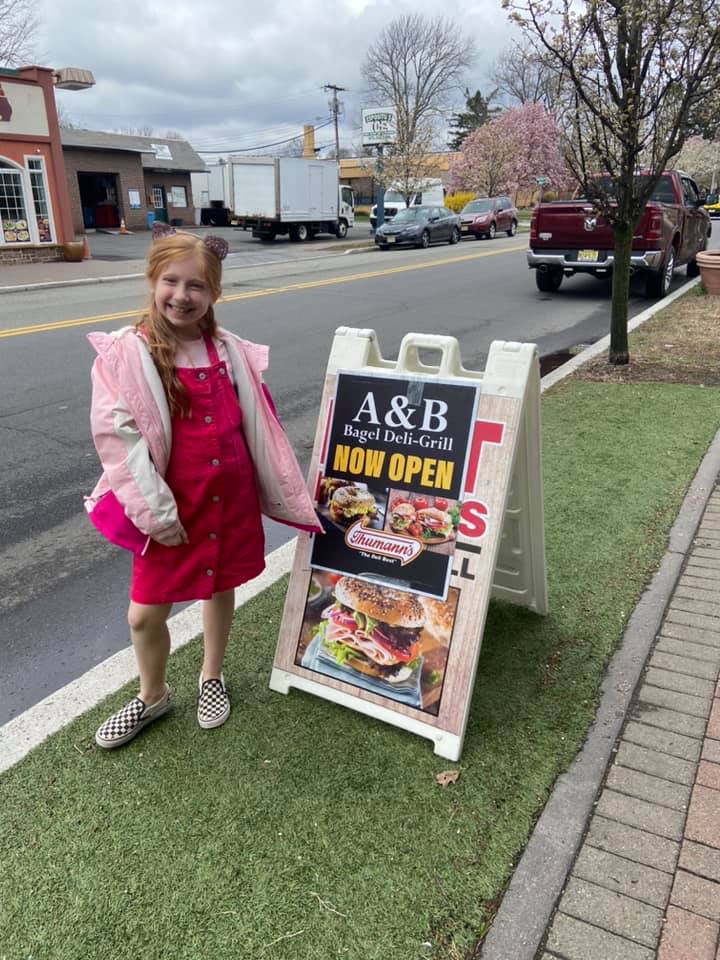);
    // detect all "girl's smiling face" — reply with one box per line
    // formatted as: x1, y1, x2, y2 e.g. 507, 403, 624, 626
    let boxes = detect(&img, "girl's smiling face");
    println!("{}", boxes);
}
154, 255, 215, 339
